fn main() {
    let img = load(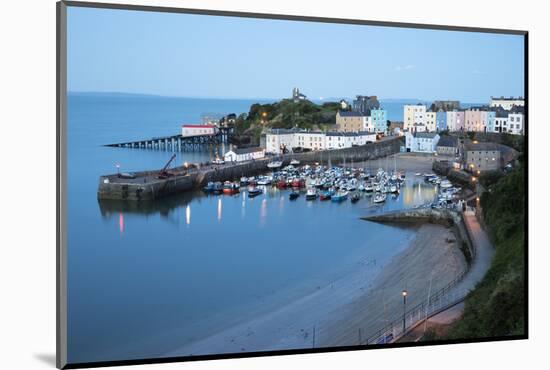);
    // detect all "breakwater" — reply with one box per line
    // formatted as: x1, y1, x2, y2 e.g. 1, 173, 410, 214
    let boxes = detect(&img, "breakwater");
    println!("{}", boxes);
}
97, 137, 403, 201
